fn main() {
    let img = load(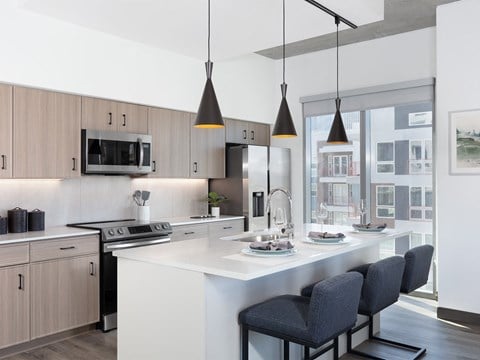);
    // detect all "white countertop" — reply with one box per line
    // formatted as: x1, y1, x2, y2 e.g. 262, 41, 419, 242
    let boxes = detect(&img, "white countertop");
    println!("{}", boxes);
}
114, 224, 410, 281
0, 226, 99, 245
155, 215, 244, 227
